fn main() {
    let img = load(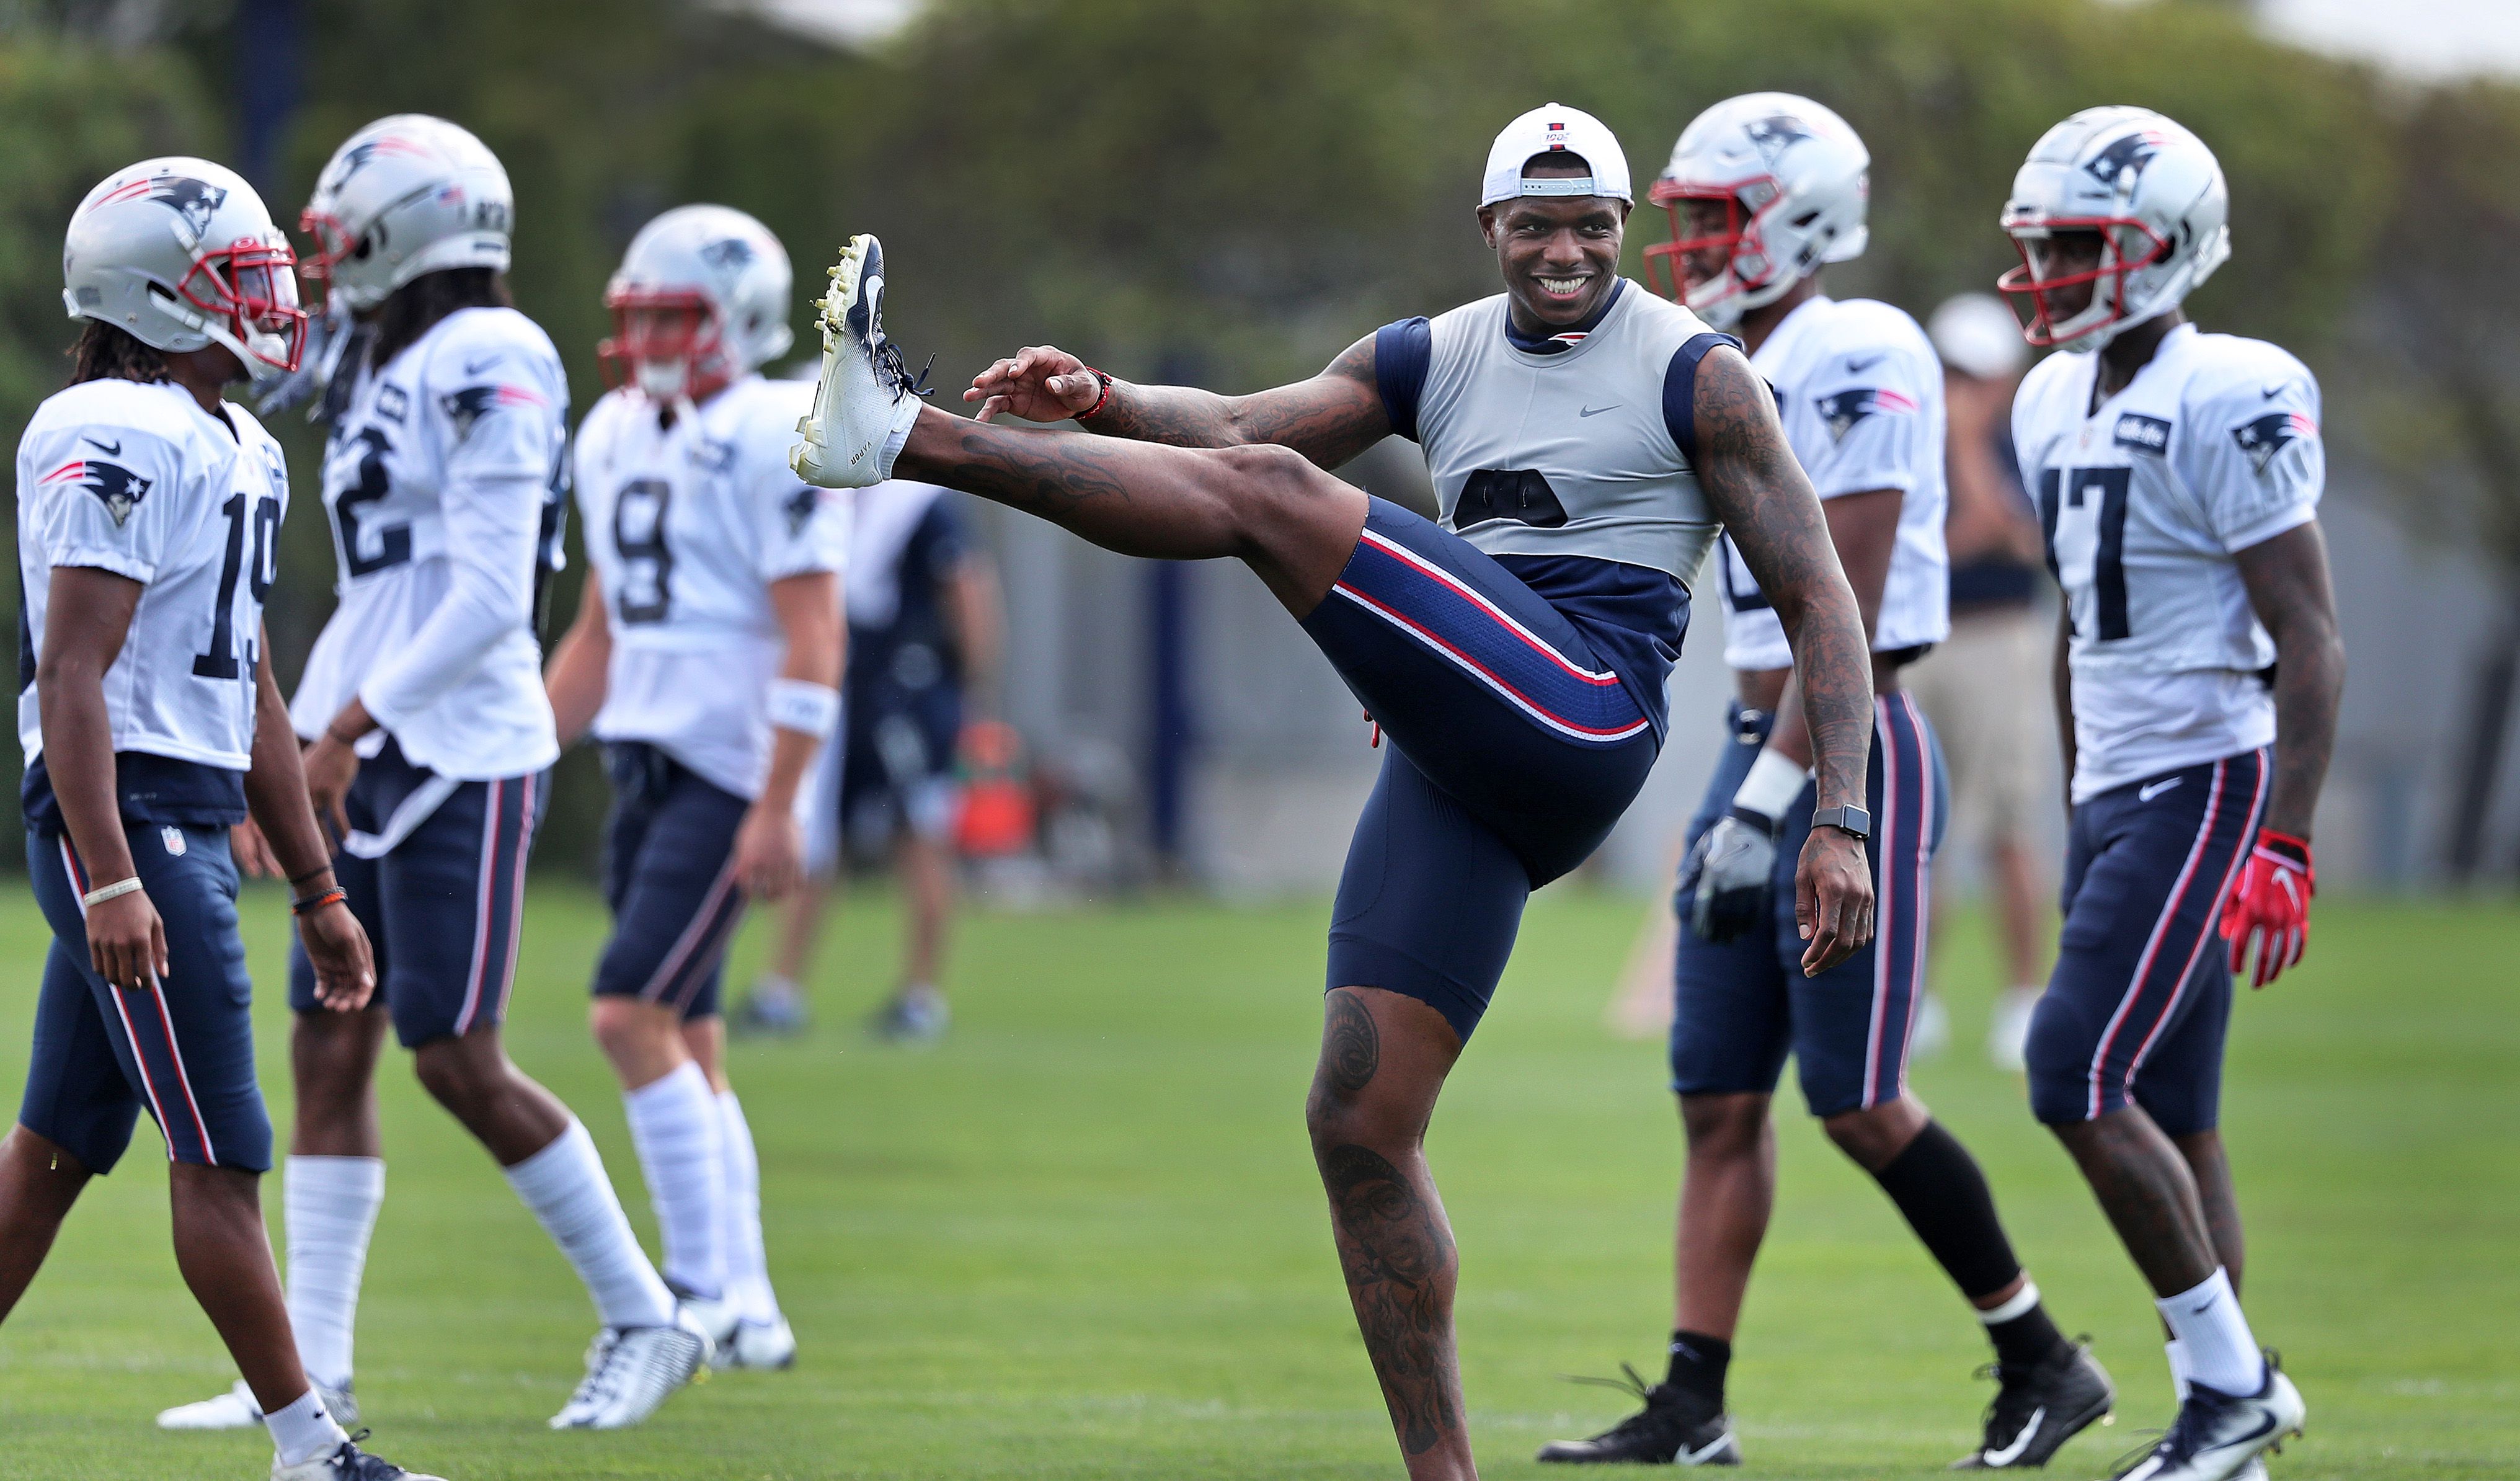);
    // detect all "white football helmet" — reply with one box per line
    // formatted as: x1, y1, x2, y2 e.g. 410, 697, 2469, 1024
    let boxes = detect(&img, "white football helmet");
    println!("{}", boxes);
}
1999, 106, 2230, 353
599, 204, 794, 401
62, 156, 305, 384
1650, 92, 1869, 329
301, 114, 513, 312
